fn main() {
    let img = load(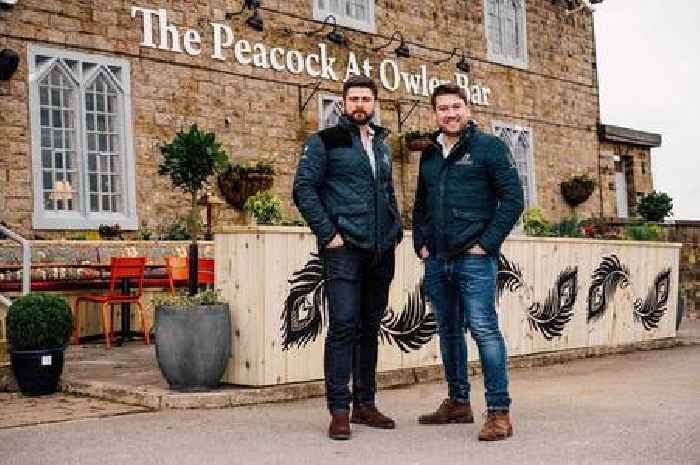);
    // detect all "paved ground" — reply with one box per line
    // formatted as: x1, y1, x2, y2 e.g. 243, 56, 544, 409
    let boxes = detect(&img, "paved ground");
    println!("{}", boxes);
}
0, 393, 149, 429
1, 342, 698, 465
